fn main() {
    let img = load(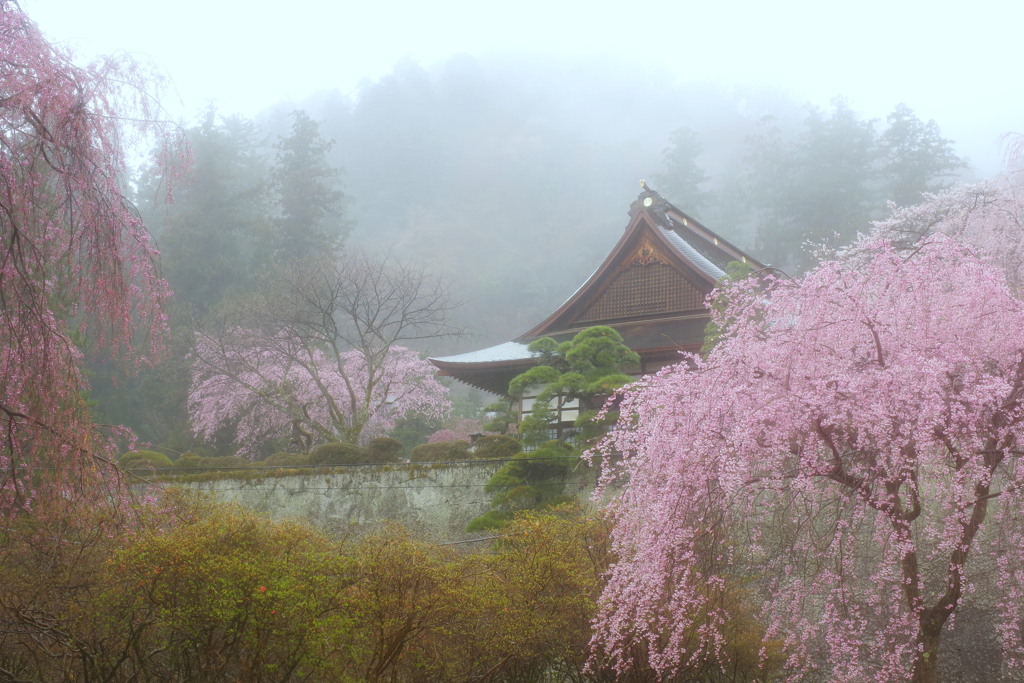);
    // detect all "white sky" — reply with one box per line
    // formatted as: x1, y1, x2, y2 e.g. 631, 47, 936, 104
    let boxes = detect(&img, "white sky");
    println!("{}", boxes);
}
24, 0, 1022, 174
